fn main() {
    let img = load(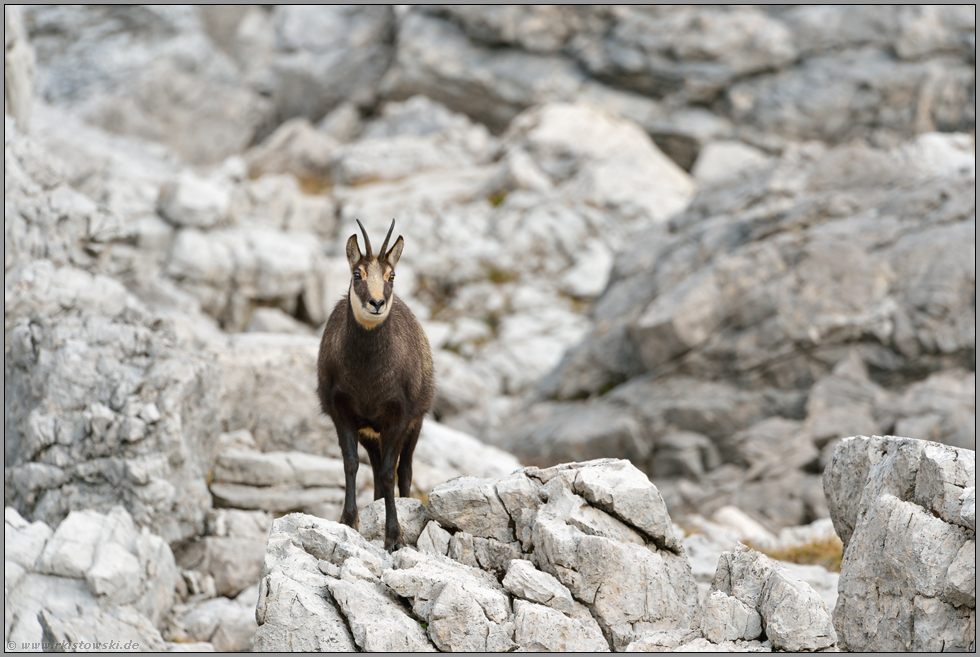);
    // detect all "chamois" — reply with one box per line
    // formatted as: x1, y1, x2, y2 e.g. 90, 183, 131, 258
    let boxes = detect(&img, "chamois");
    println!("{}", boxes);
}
316, 219, 434, 552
